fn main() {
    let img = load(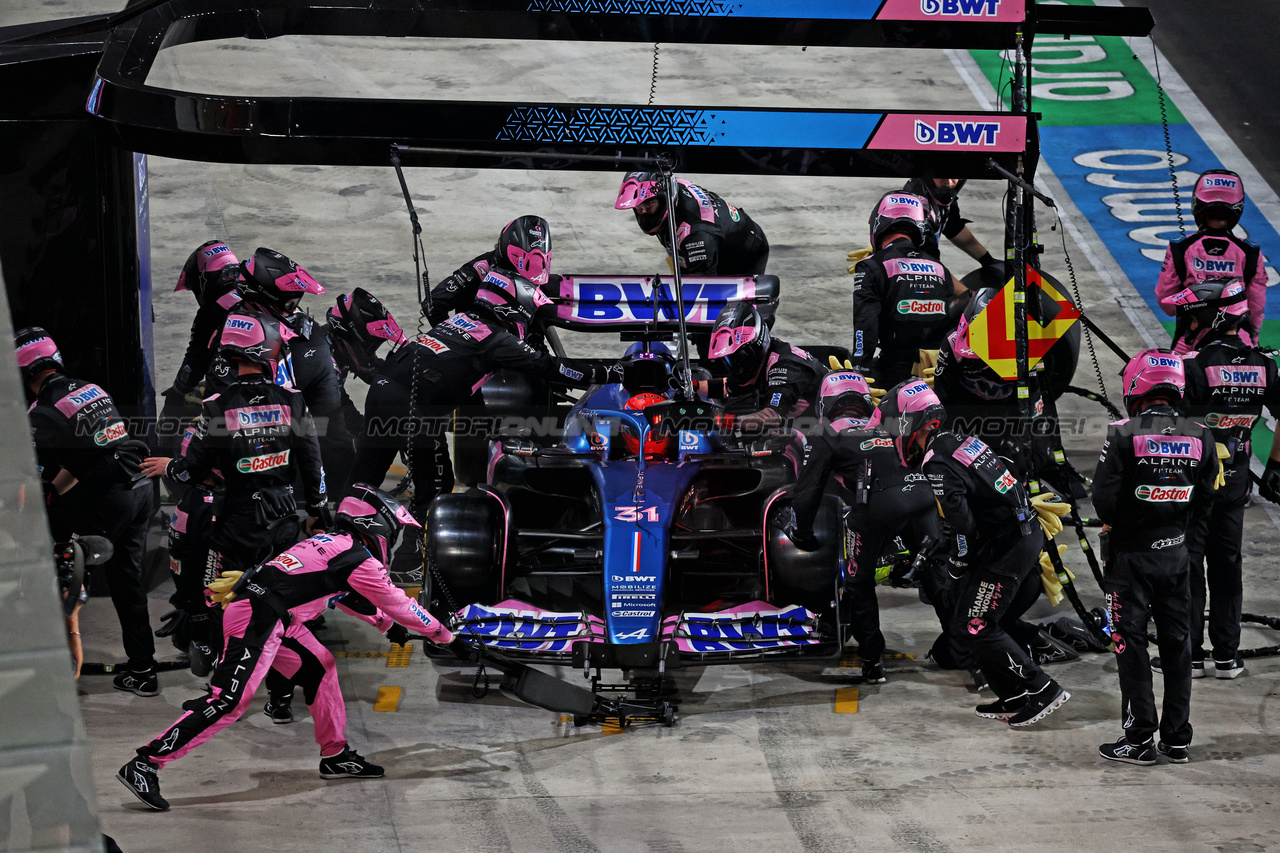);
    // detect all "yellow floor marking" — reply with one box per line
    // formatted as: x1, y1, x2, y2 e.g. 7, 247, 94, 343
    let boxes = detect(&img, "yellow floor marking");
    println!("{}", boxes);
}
388, 464, 408, 477
374, 686, 402, 712
387, 643, 413, 667
601, 718, 626, 735
838, 649, 916, 669
334, 651, 391, 659
835, 687, 859, 714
